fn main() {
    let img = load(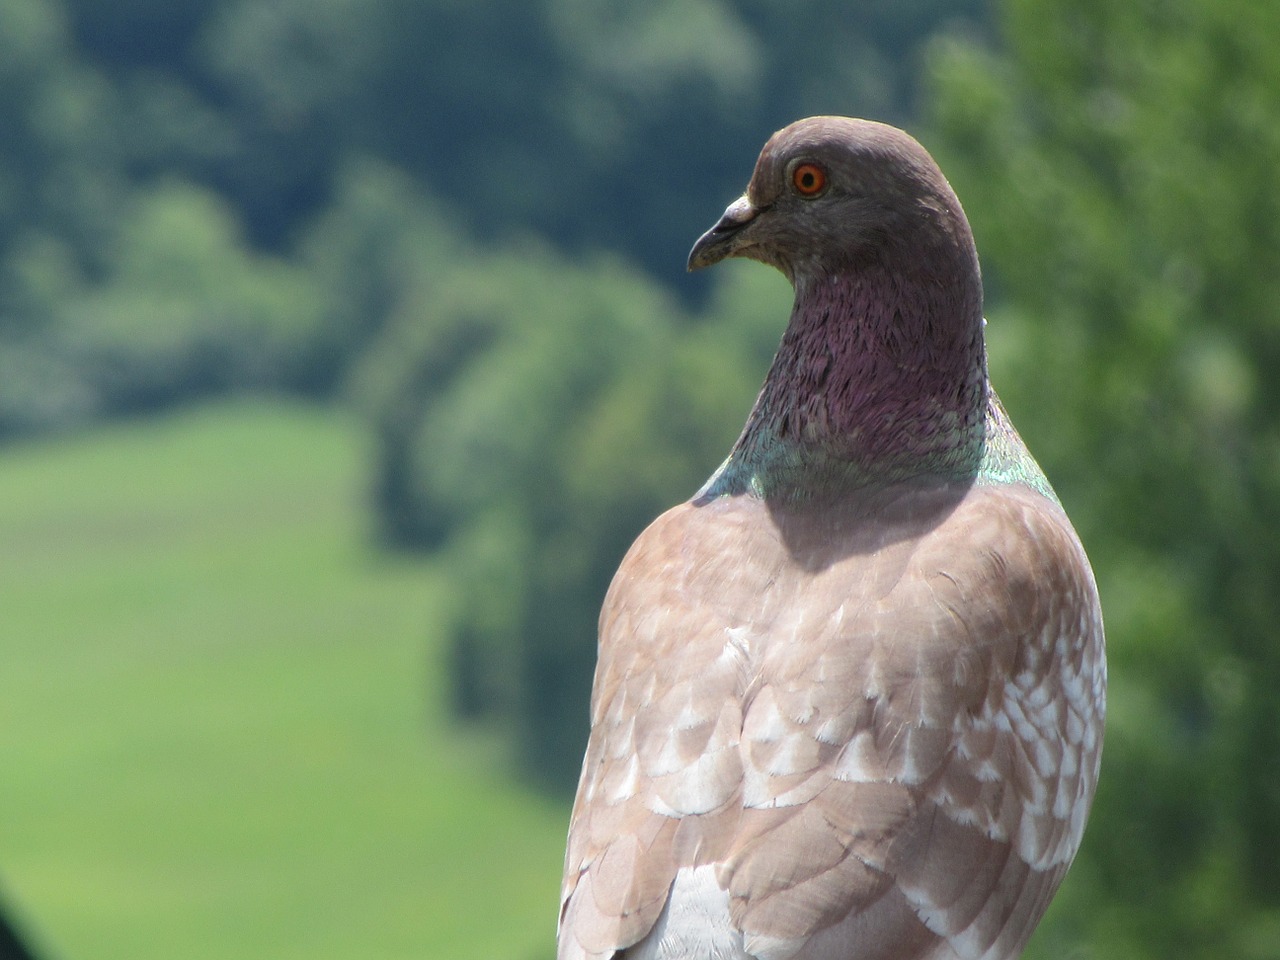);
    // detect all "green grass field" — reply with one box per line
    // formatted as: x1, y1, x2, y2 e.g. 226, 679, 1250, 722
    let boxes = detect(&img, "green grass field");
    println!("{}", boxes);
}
0, 401, 565, 960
